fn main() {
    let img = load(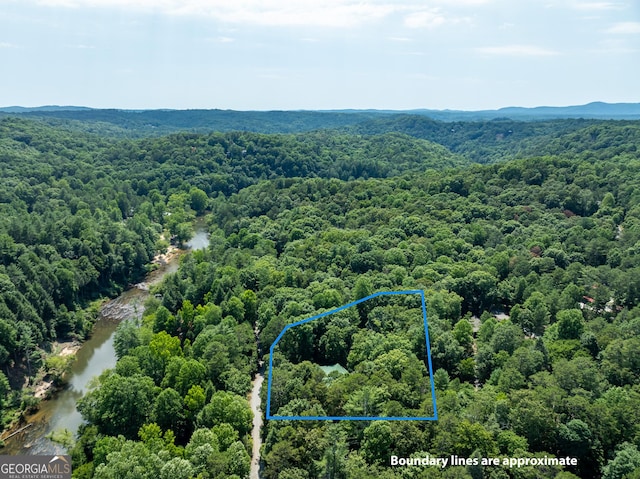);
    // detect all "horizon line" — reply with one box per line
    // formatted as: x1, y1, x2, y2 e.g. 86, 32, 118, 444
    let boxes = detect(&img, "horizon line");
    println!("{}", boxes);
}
2, 100, 639, 114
